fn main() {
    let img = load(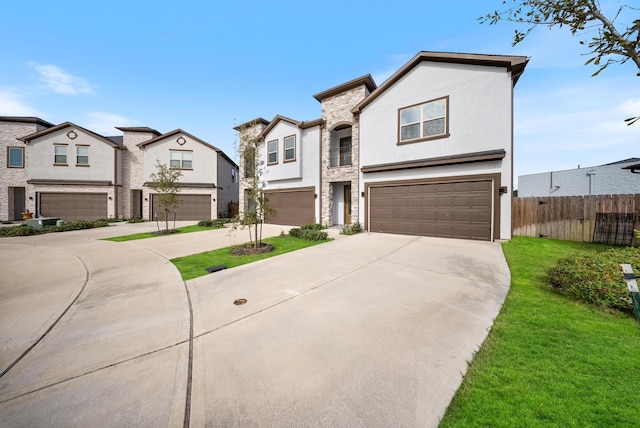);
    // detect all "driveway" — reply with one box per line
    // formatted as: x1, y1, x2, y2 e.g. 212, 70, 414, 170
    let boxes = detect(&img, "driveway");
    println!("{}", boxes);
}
0, 223, 510, 427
